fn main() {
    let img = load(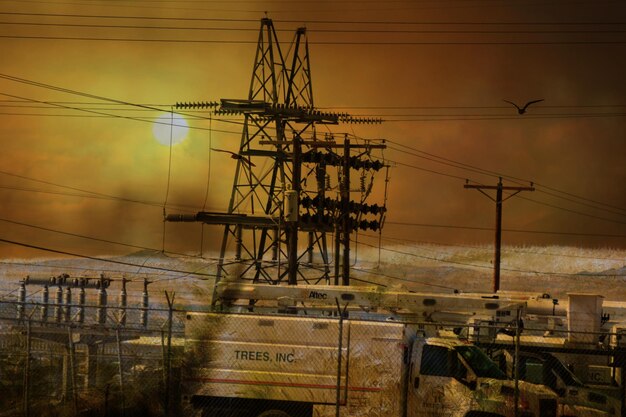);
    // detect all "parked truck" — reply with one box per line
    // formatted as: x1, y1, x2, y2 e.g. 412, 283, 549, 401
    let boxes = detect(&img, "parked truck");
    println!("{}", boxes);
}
182, 311, 558, 417
491, 349, 619, 417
